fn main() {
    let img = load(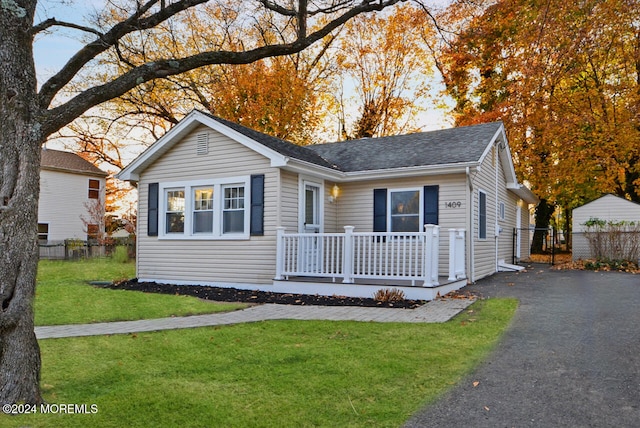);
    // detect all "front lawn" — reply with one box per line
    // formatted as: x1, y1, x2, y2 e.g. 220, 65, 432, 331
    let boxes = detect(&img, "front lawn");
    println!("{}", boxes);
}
5, 298, 517, 427
35, 259, 247, 326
